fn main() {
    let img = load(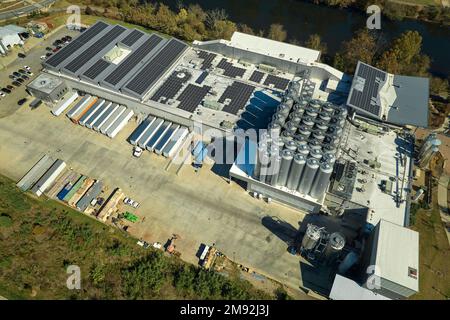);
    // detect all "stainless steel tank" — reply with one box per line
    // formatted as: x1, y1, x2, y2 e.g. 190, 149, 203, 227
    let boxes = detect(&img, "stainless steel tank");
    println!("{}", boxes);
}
321, 153, 336, 165
258, 150, 270, 183
298, 125, 312, 138
301, 224, 322, 251
313, 130, 326, 142
323, 232, 345, 264
297, 144, 310, 157
302, 116, 315, 128
309, 161, 333, 199
285, 139, 297, 151
269, 154, 281, 186
322, 144, 337, 155
309, 148, 323, 161
319, 112, 331, 123
306, 107, 318, 118
309, 139, 322, 150
277, 149, 294, 187
286, 153, 306, 190
281, 130, 293, 142
298, 157, 319, 194
277, 104, 291, 115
